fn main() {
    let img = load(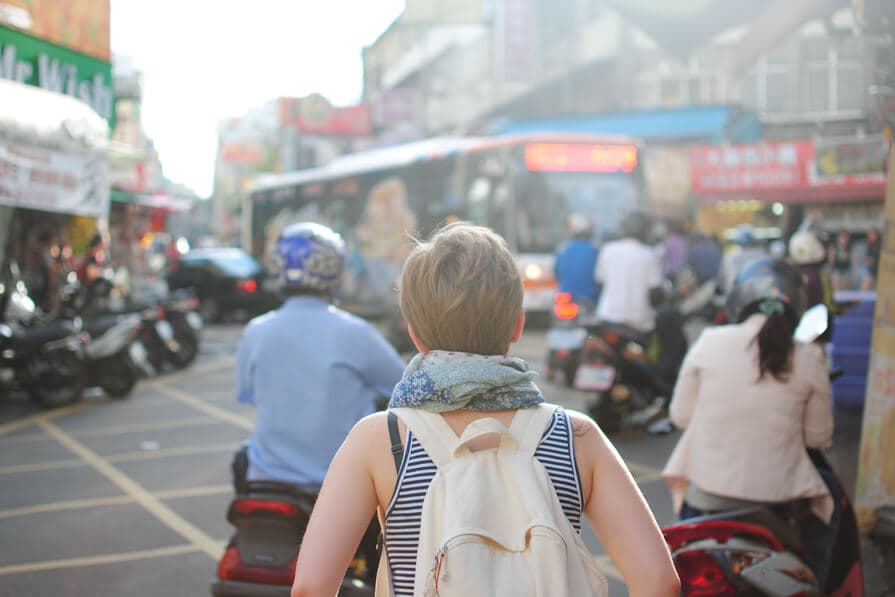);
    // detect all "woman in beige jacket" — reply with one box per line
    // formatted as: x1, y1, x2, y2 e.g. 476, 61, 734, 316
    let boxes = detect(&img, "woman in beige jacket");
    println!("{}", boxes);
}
662, 257, 834, 524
